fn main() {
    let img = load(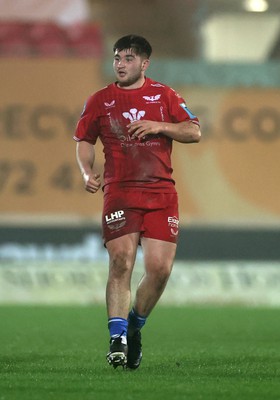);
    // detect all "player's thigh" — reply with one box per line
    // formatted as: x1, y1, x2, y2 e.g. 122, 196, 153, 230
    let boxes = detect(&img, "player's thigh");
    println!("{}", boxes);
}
141, 237, 177, 275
